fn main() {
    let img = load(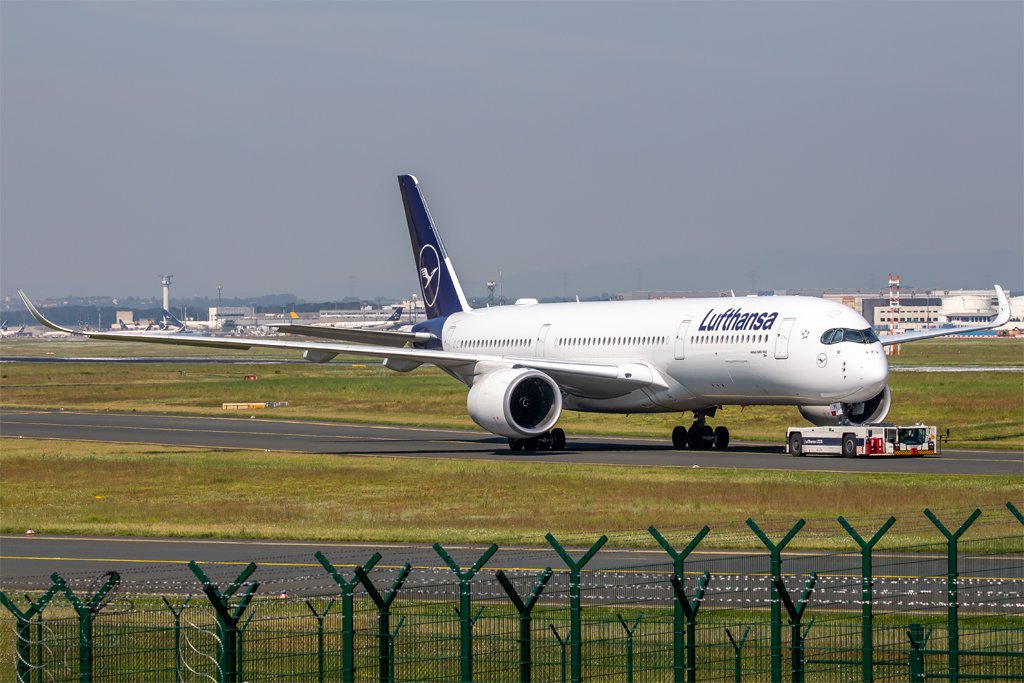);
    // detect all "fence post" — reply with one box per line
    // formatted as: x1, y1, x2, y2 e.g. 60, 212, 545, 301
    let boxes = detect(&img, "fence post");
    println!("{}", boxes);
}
433, 542, 498, 683
1, 583, 60, 683
498, 569, 553, 683
725, 627, 750, 683
670, 571, 711, 683
305, 599, 336, 683
546, 533, 607, 683
315, 551, 382, 682
838, 515, 896, 683
236, 608, 256, 682
354, 563, 412, 683
187, 561, 259, 683
32, 599, 43, 683
49, 571, 120, 683
615, 613, 643, 683
924, 508, 981, 683
549, 624, 569, 683
773, 573, 817, 683
496, 568, 553, 683
161, 596, 192, 683
389, 615, 405, 682
747, 518, 805, 683
649, 525, 711, 683
906, 623, 931, 681
1007, 501, 1024, 526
